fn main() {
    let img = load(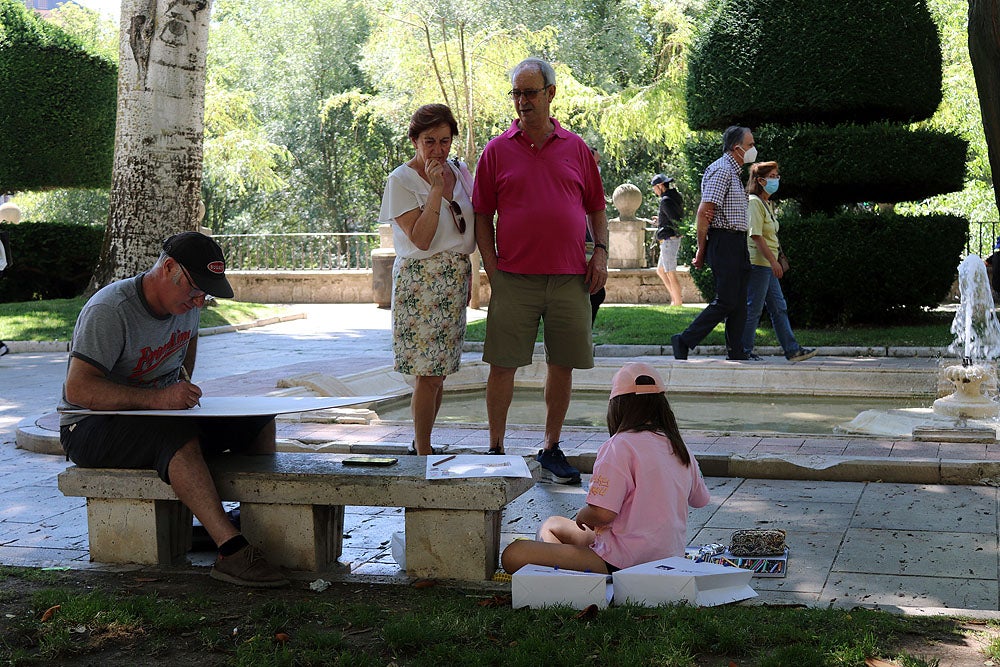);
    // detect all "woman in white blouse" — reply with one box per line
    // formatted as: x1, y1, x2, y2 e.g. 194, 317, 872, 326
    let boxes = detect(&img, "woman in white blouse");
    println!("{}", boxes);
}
378, 104, 476, 455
